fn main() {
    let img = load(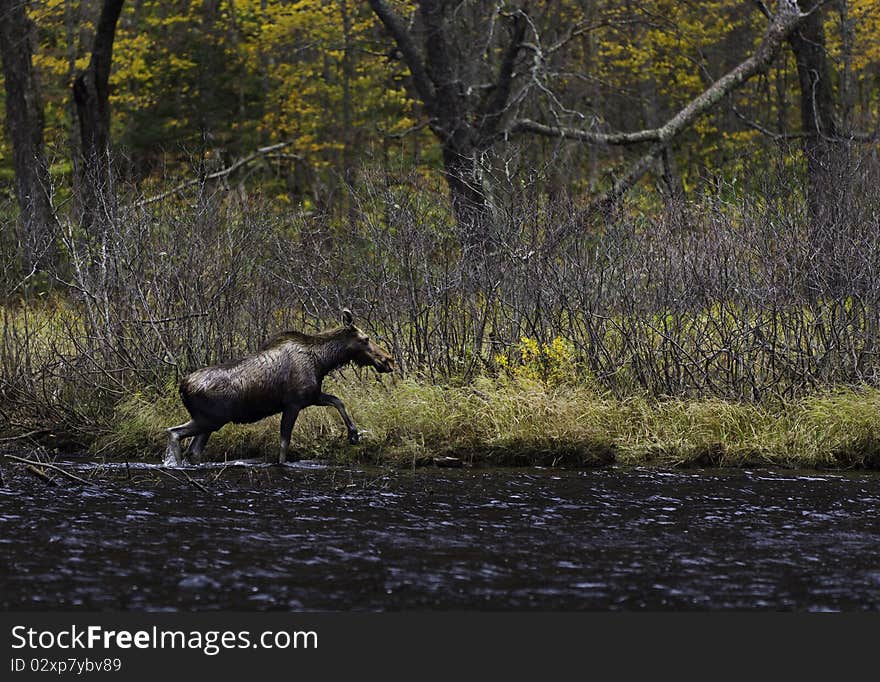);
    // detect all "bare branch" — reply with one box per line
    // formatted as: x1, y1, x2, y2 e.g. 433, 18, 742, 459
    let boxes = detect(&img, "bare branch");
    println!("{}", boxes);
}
731, 106, 806, 140
478, 7, 528, 139
845, 129, 879, 143
380, 119, 432, 140
4, 454, 98, 487
368, 0, 435, 109
0, 430, 50, 444
126, 141, 299, 210
751, 0, 773, 19
513, 118, 660, 145
584, 0, 809, 213
517, 0, 808, 151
